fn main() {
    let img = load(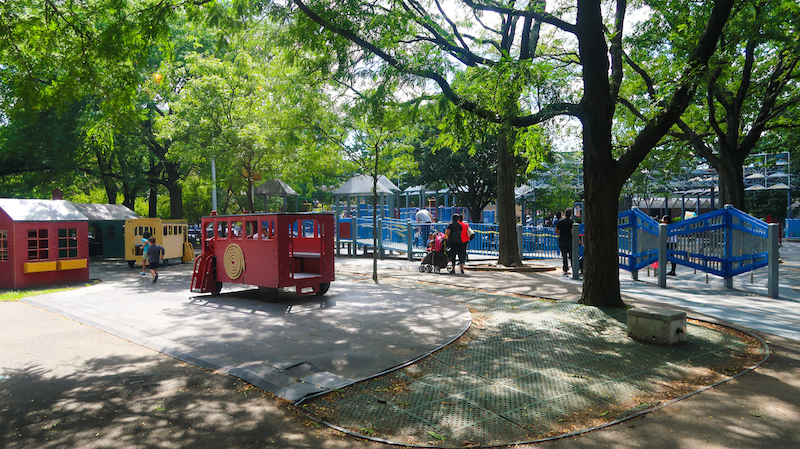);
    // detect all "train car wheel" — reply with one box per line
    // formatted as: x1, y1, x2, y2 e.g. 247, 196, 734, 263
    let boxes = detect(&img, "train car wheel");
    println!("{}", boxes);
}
315, 282, 330, 296
418, 265, 425, 273
127, 260, 135, 268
